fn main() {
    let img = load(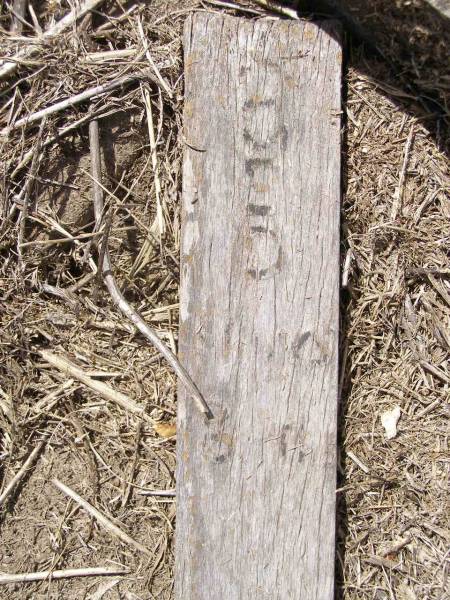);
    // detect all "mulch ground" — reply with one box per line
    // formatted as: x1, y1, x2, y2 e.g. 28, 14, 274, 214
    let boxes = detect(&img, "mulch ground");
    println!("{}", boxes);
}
0, 1, 448, 599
